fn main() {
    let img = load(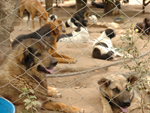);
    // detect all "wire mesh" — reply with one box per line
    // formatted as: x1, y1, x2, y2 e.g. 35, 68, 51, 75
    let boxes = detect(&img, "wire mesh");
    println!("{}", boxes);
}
0, 0, 150, 113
